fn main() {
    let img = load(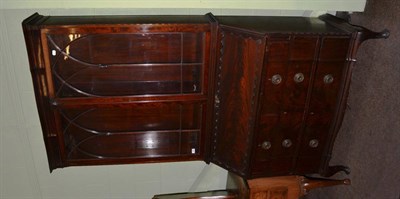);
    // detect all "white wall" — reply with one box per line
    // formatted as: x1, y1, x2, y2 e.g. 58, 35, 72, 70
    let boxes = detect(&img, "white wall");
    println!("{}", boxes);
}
1, 0, 366, 11
0, 4, 365, 199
